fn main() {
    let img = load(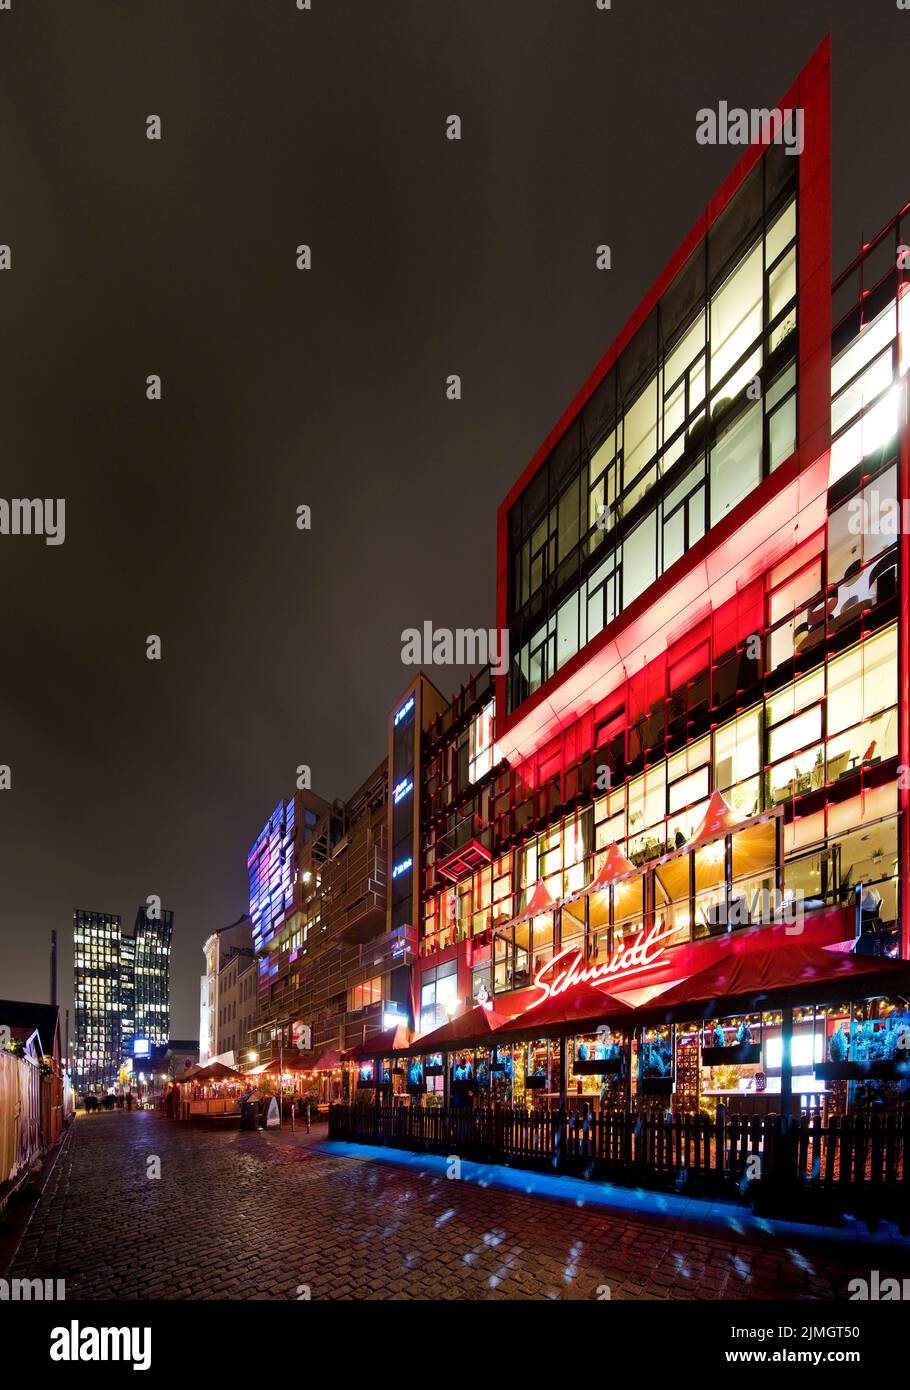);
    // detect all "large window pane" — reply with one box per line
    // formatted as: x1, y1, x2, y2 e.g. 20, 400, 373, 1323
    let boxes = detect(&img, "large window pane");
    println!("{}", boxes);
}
623, 378, 658, 486
622, 511, 657, 605
710, 401, 762, 526
710, 241, 762, 393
